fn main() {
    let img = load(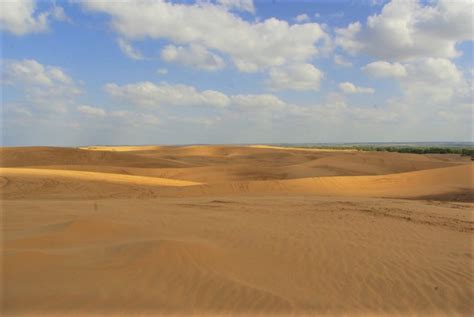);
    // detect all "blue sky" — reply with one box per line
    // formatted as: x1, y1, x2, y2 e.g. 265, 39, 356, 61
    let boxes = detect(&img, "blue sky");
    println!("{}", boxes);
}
1, 0, 473, 146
